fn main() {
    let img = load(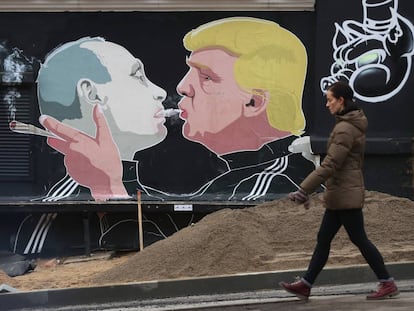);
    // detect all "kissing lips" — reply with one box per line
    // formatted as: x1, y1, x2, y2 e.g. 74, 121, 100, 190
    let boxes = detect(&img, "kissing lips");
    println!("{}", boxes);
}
180, 109, 188, 119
